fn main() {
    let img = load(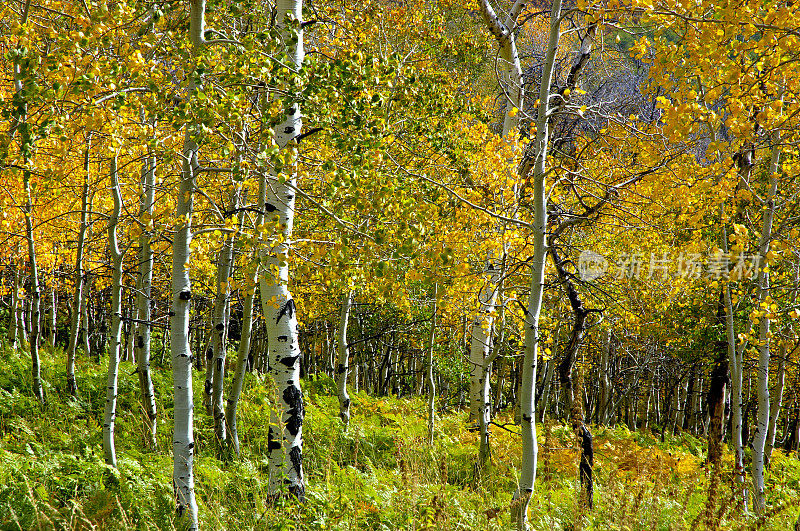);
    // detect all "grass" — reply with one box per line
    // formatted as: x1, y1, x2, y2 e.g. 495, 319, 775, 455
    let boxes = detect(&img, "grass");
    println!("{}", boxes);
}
0, 345, 798, 529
